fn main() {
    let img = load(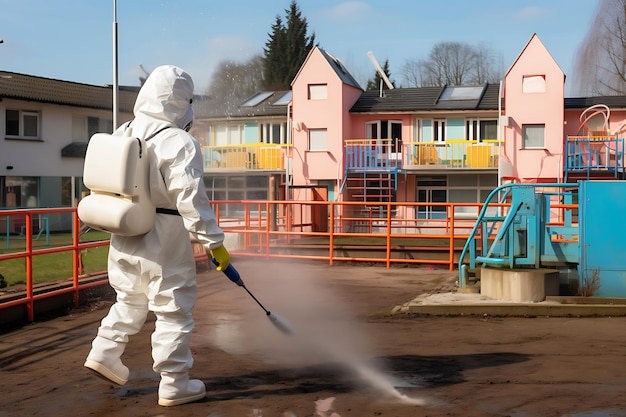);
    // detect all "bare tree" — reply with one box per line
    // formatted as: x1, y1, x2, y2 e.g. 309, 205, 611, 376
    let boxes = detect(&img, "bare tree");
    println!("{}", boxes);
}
401, 41, 503, 87
571, 0, 626, 96
205, 55, 265, 108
